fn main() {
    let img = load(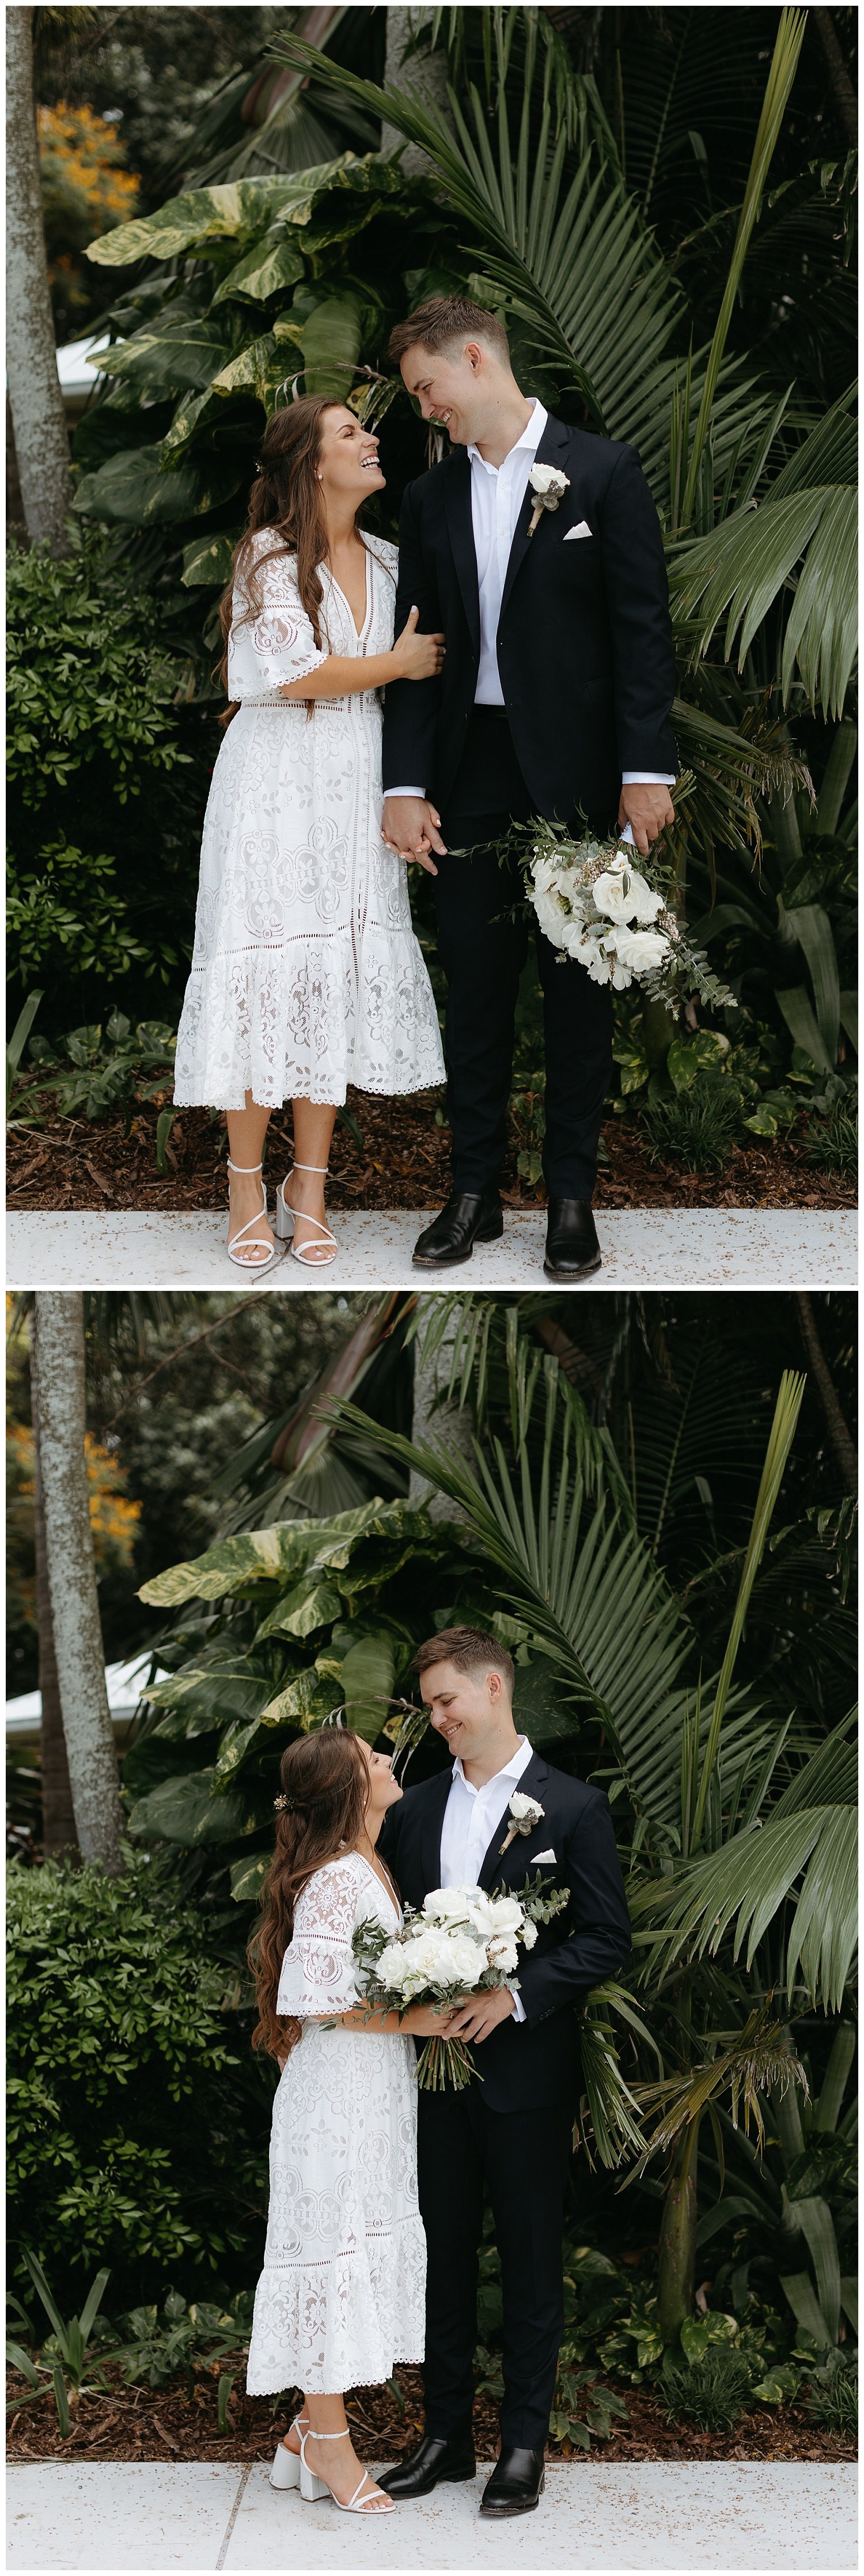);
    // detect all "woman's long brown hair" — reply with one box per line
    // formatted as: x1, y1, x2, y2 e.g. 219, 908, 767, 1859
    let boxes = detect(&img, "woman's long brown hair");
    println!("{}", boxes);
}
217, 396, 358, 722
249, 1728, 370, 2063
